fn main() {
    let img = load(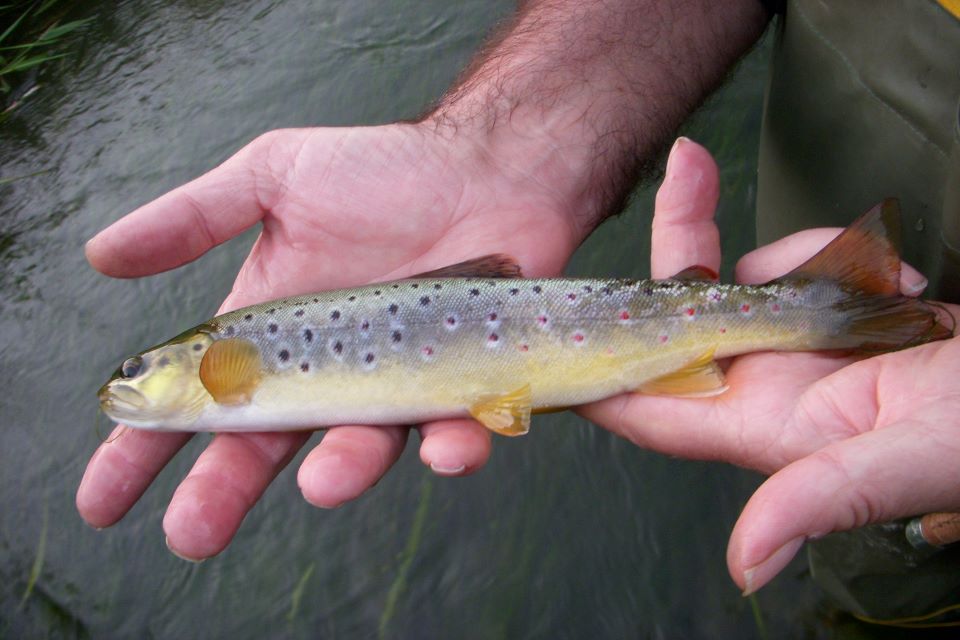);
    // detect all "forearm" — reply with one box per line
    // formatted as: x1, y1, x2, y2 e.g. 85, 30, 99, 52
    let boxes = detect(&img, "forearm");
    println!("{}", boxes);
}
425, 0, 769, 236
